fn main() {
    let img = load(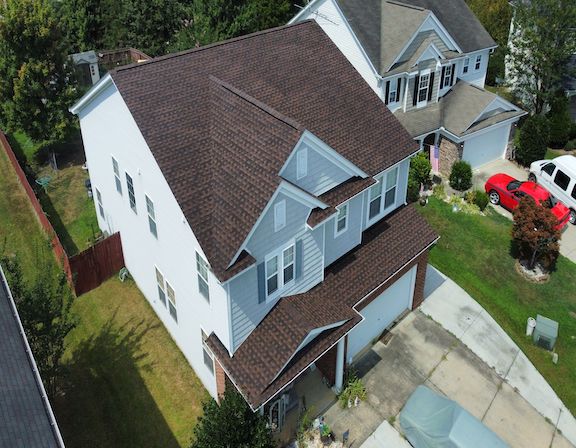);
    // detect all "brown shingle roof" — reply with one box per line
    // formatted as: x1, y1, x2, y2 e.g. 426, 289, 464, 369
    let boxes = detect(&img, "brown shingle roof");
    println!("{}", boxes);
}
207, 204, 438, 409
110, 21, 417, 282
